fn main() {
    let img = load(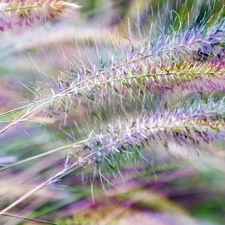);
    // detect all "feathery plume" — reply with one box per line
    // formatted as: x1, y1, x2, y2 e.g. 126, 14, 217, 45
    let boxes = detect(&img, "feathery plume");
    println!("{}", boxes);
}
0, 0, 80, 32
